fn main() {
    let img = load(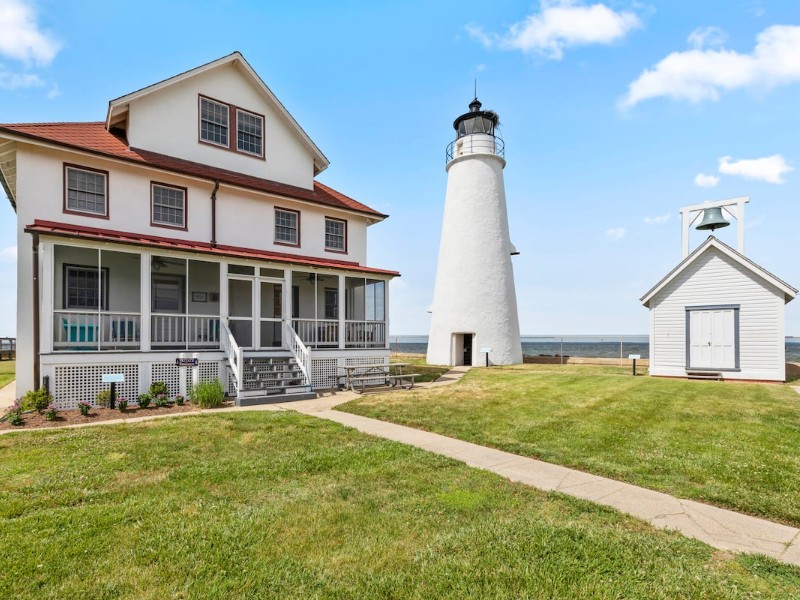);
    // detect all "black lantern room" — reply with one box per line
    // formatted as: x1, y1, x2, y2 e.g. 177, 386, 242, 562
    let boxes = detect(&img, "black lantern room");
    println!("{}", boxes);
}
453, 98, 499, 138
